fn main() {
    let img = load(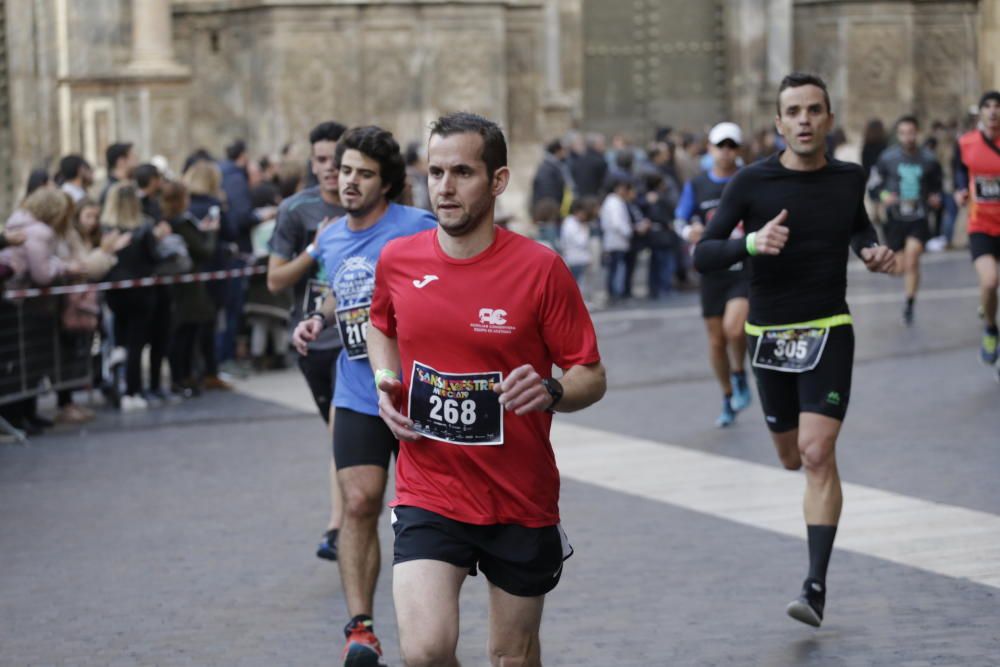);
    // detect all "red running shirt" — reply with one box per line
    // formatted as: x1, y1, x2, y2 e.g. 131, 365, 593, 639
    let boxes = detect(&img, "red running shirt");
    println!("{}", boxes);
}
370, 227, 601, 527
958, 130, 1000, 236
